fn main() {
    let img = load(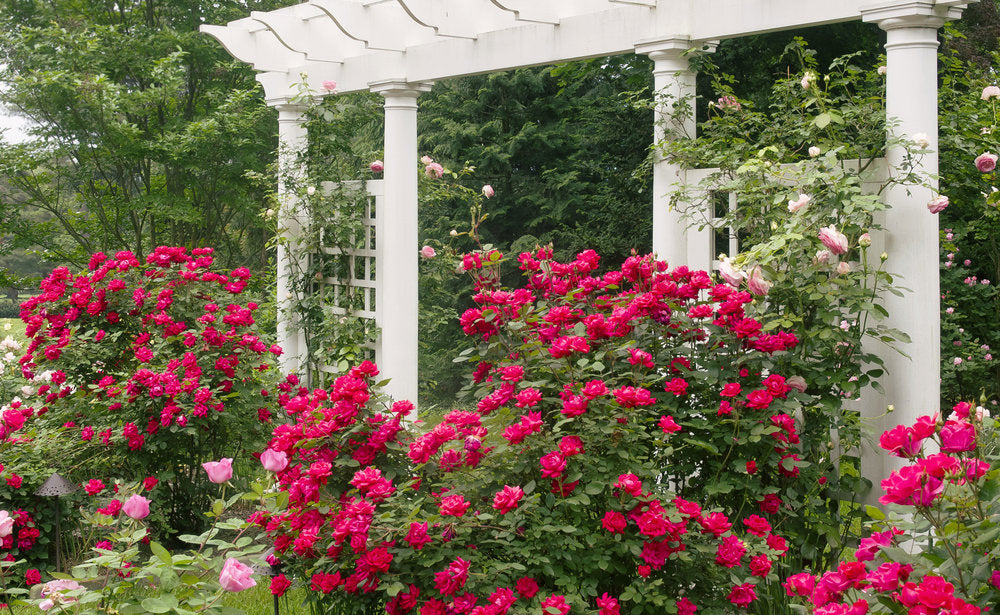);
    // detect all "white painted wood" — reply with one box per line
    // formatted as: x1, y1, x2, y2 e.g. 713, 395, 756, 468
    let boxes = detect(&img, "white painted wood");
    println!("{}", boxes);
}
862, 0, 951, 483
275, 103, 310, 378
370, 80, 432, 409
636, 37, 712, 271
